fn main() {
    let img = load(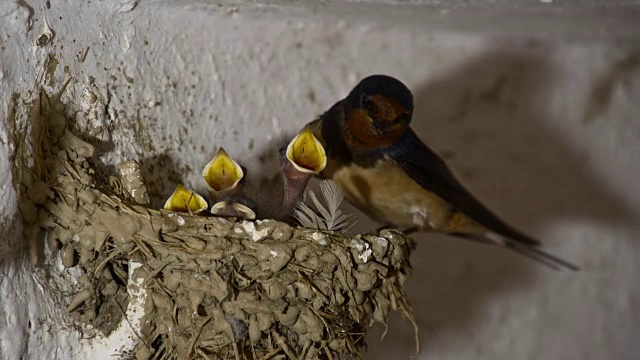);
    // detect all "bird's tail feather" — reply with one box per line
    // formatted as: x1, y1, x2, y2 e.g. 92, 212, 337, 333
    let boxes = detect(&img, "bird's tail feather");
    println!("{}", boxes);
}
506, 242, 580, 271
452, 232, 580, 271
